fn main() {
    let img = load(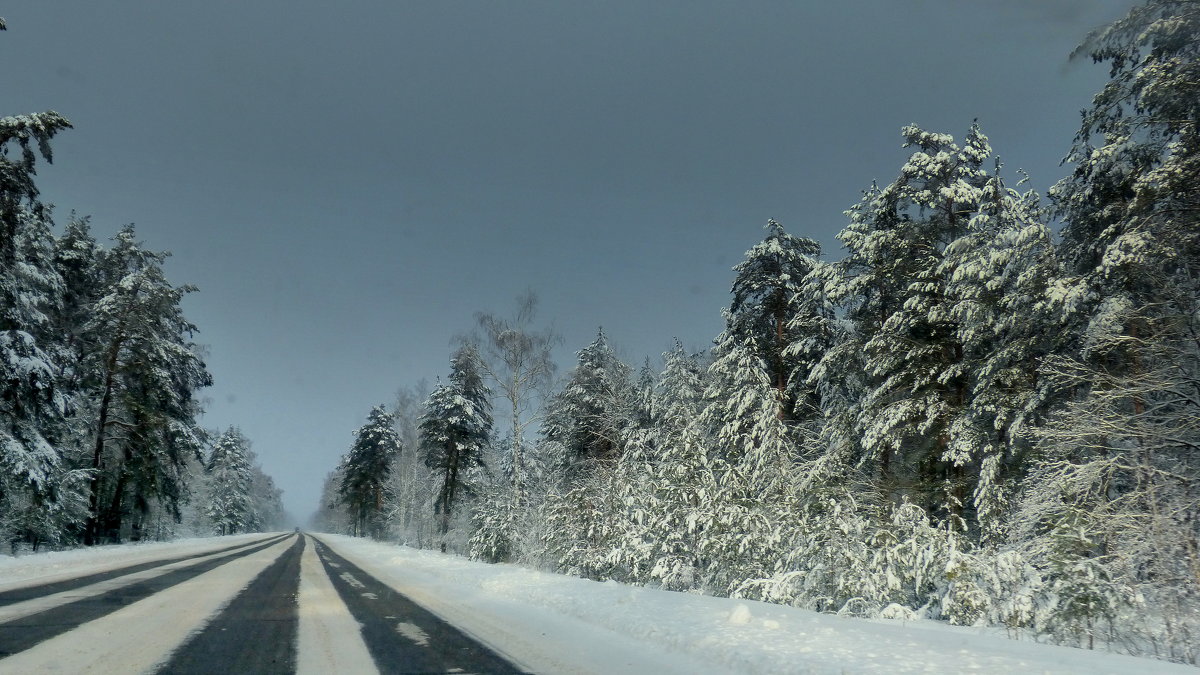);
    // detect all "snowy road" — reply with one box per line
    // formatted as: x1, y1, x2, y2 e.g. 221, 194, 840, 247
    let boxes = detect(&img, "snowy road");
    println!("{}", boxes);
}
0, 533, 524, 674
1, 533, 1193, 674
